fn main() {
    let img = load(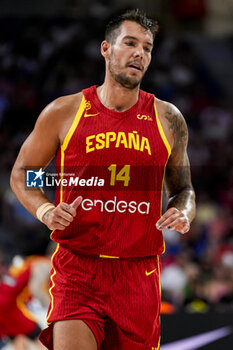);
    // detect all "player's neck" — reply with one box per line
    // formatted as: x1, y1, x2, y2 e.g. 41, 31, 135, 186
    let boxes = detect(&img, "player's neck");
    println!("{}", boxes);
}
97, 80, 140, 113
